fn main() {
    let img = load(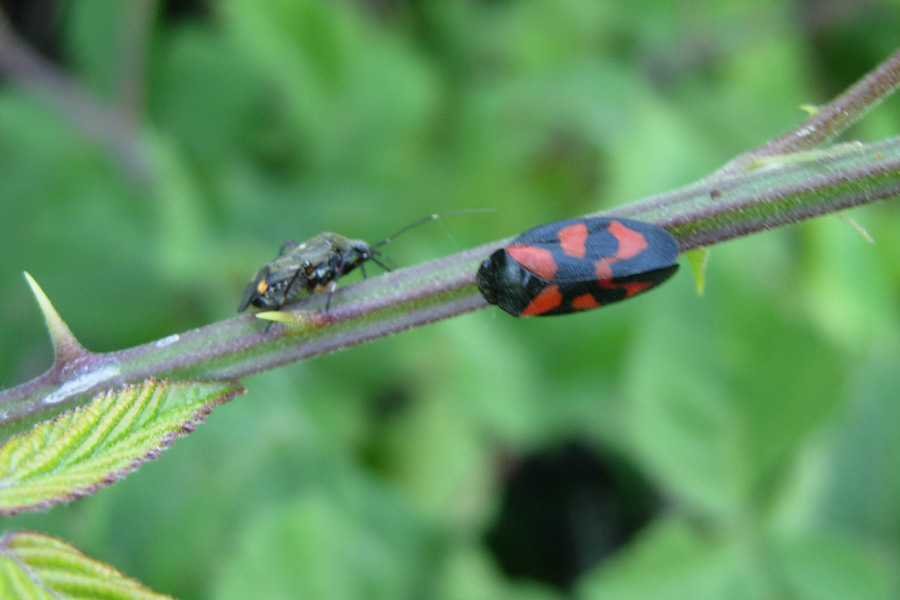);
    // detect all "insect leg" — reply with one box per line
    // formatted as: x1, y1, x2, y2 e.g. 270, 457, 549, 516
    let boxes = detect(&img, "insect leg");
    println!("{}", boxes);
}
279, 266, 307, 308
323, 251, 347, 311
369, 253, 392, 271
